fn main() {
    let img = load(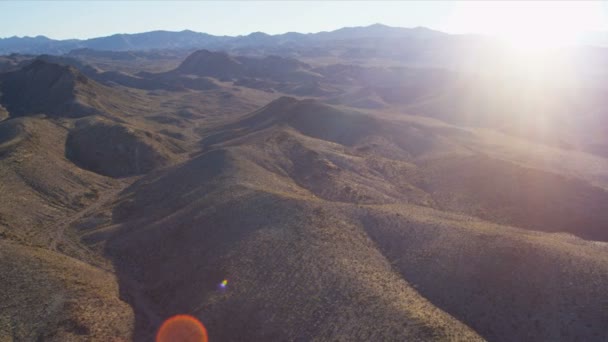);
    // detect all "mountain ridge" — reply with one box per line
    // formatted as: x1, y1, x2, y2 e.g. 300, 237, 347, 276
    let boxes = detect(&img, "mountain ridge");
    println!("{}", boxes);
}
3, 24, 607, 56
0, 24, 445, 54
